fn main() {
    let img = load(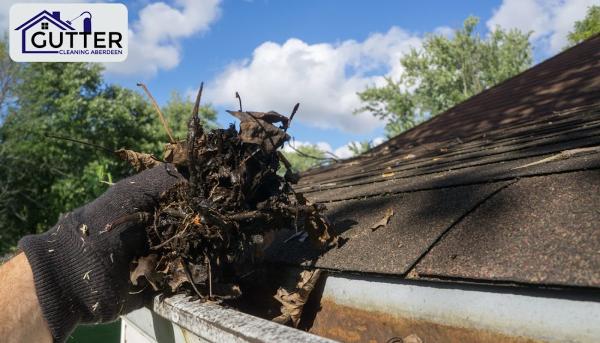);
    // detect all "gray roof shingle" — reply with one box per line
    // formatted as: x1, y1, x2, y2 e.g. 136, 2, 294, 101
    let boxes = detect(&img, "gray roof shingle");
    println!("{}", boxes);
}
266, 35, 600, 289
